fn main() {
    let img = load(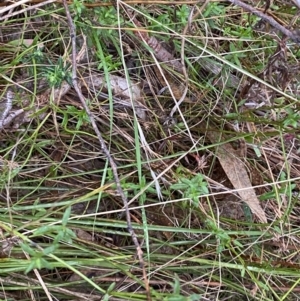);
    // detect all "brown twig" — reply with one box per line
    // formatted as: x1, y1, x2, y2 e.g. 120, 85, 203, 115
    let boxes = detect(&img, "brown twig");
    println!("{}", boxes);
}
61, 0, 149, 298
228, 0, 300, 43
